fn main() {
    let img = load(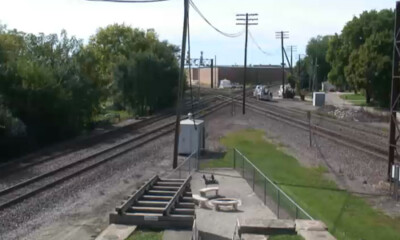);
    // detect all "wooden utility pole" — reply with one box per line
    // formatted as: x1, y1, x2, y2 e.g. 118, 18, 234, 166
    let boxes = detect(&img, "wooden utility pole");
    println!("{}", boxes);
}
210, 59, 214, 88
172, 0, 189, 169
237, 13, 258, 114
388, 1, 400, 179
275, 31, 289, 97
